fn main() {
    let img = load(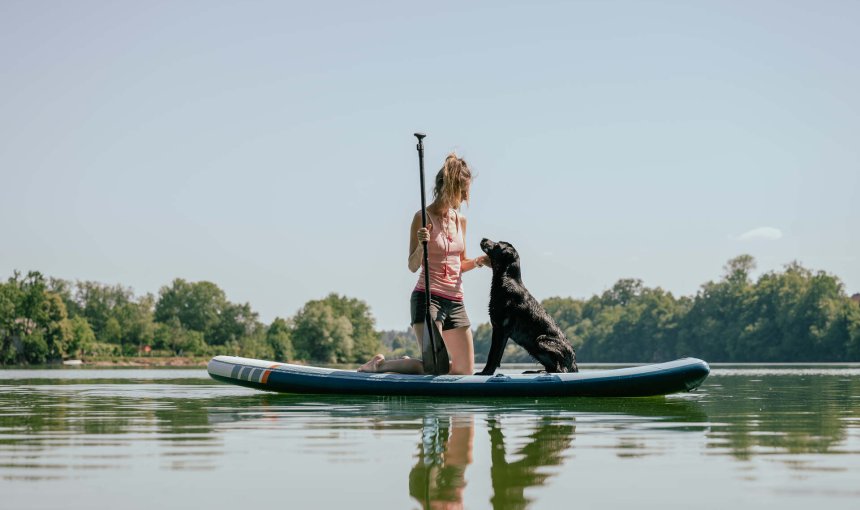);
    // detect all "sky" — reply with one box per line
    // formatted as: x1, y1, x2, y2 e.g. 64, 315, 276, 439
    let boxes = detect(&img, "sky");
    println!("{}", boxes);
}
1, 0, 858, 331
